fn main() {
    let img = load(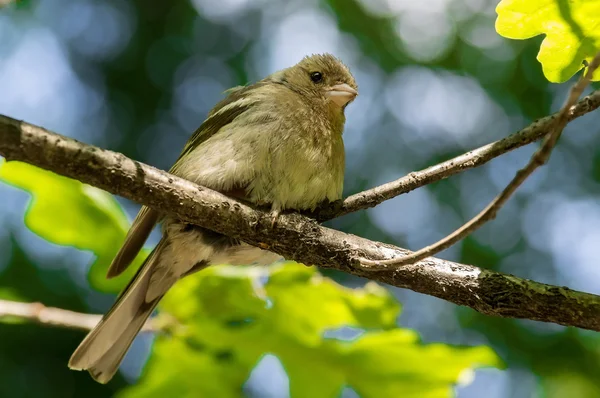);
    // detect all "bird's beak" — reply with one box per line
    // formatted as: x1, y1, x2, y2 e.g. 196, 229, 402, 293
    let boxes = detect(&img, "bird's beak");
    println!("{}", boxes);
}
326, 83, 358, 107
